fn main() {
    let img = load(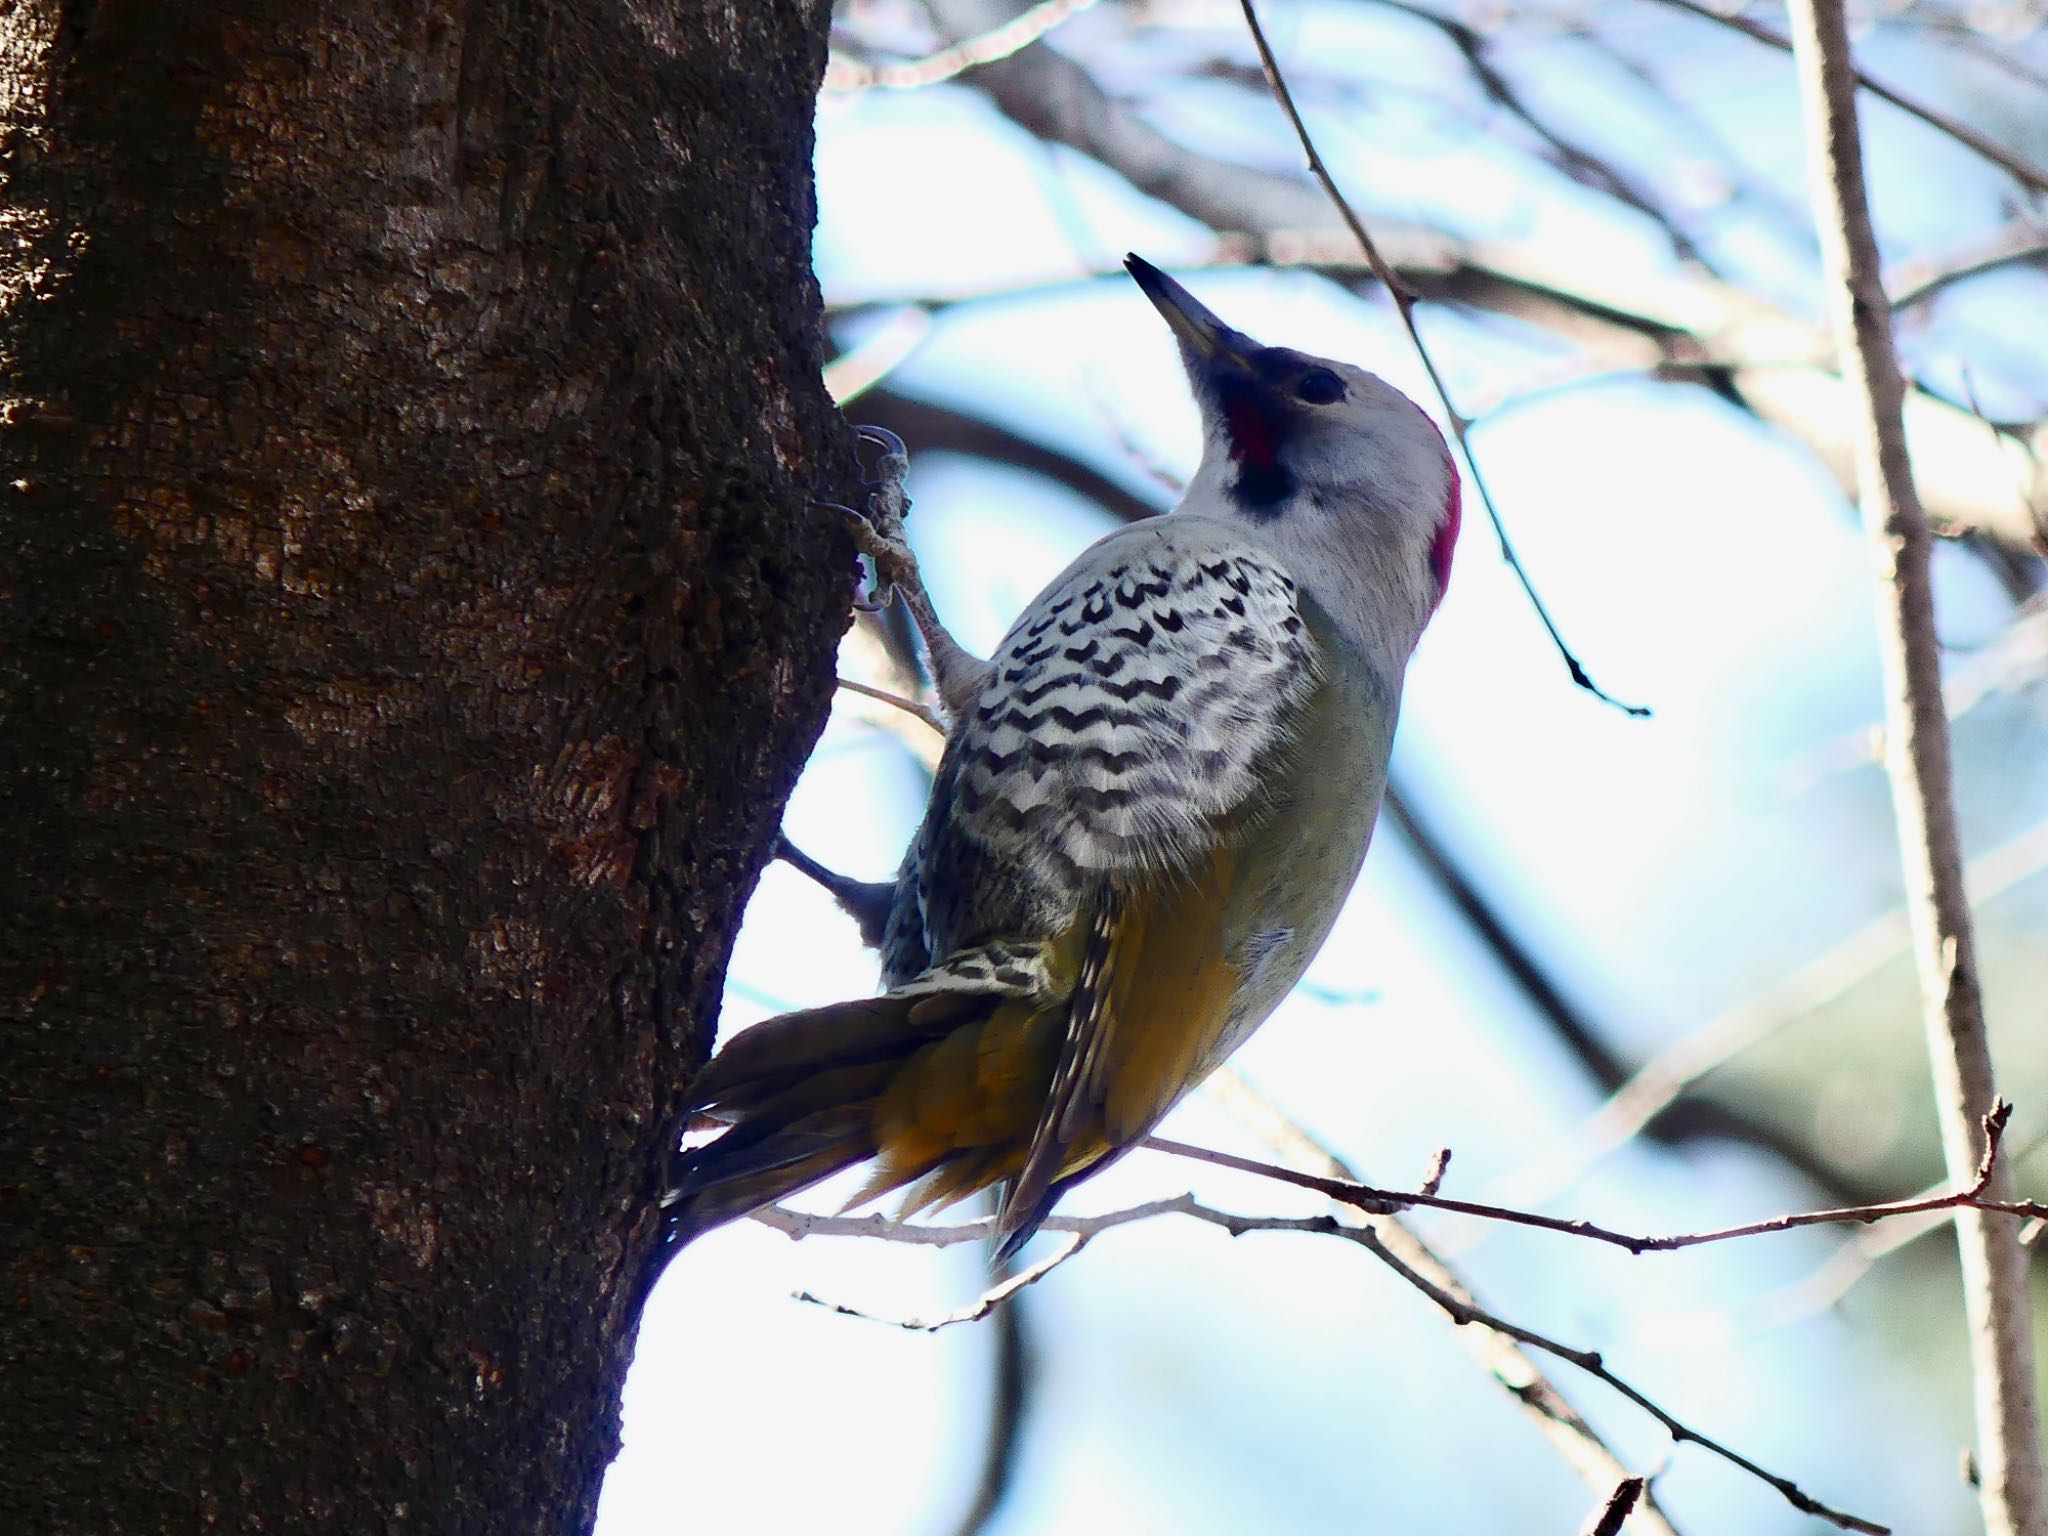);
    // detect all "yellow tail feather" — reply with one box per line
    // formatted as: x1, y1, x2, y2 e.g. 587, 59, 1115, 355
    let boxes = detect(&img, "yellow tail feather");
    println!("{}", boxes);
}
669, 855, 1242, 1254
